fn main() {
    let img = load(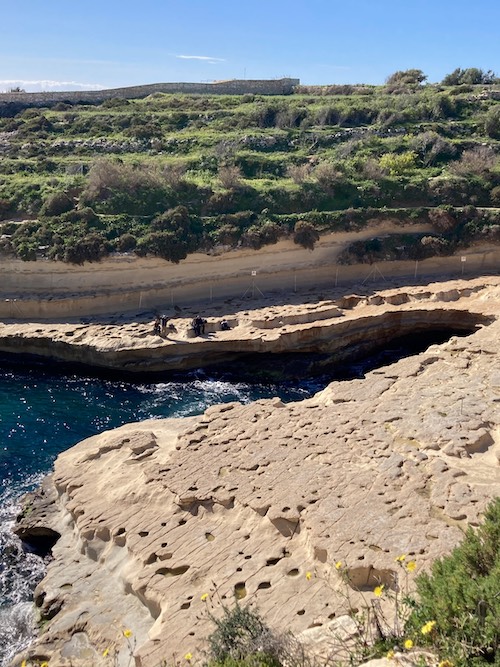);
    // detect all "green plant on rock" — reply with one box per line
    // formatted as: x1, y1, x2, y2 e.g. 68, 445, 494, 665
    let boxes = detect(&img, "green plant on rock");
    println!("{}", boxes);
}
406, 497, 500, 667
207, 604, 281, 667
